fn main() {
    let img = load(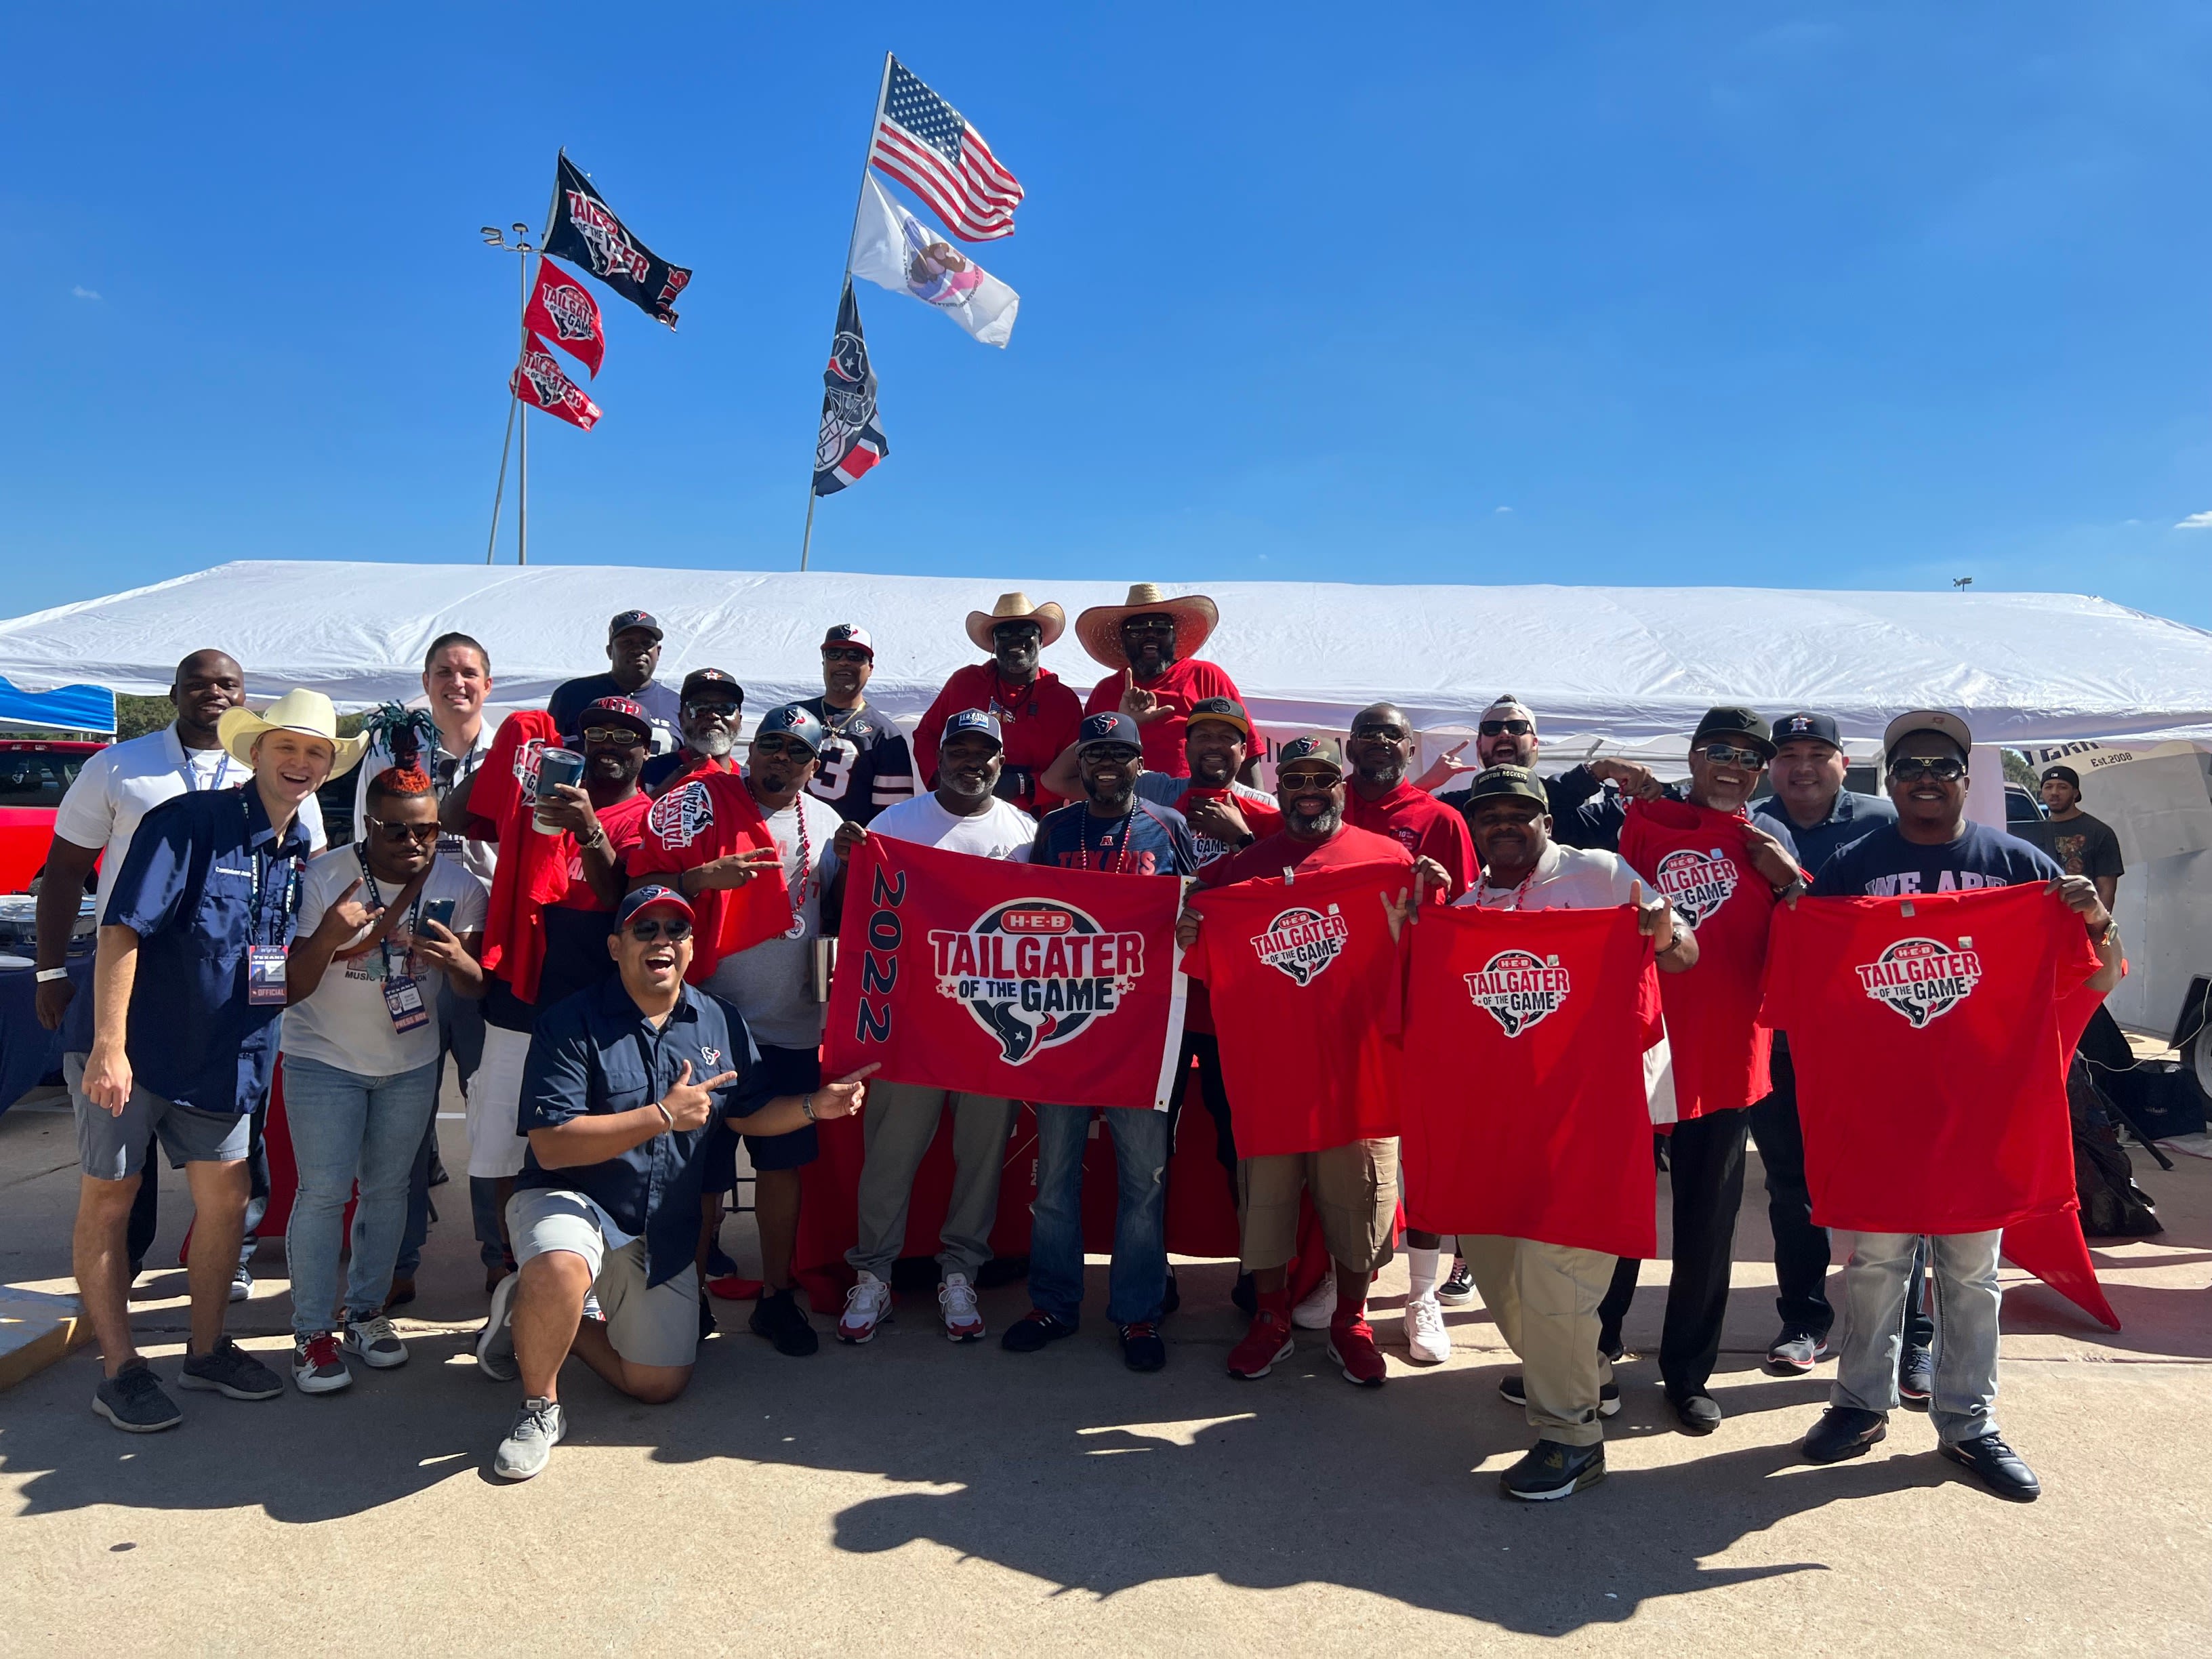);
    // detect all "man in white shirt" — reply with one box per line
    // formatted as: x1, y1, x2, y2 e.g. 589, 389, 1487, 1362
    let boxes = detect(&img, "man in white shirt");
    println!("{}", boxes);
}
33, 650, 325, 1291
830, 710, 1034, 1345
